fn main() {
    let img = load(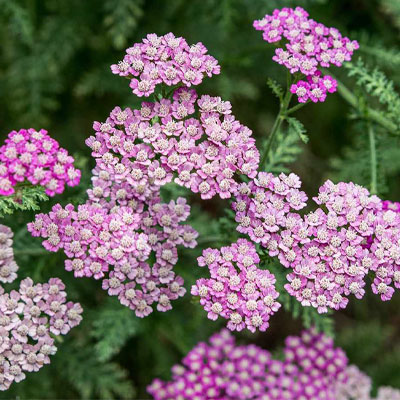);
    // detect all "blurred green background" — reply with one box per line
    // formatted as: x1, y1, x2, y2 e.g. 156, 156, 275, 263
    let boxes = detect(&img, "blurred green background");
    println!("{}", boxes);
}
1, 0, 400, 398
